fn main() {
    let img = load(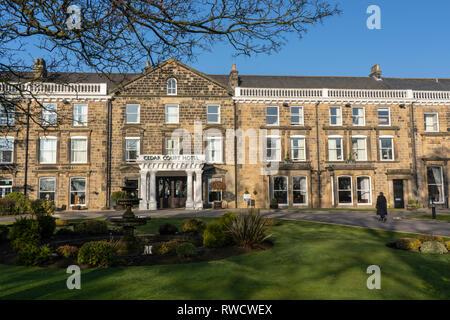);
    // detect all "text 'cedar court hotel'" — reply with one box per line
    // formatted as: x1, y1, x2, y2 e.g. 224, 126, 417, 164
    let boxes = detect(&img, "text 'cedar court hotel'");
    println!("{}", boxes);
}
0, 58, 448, 211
